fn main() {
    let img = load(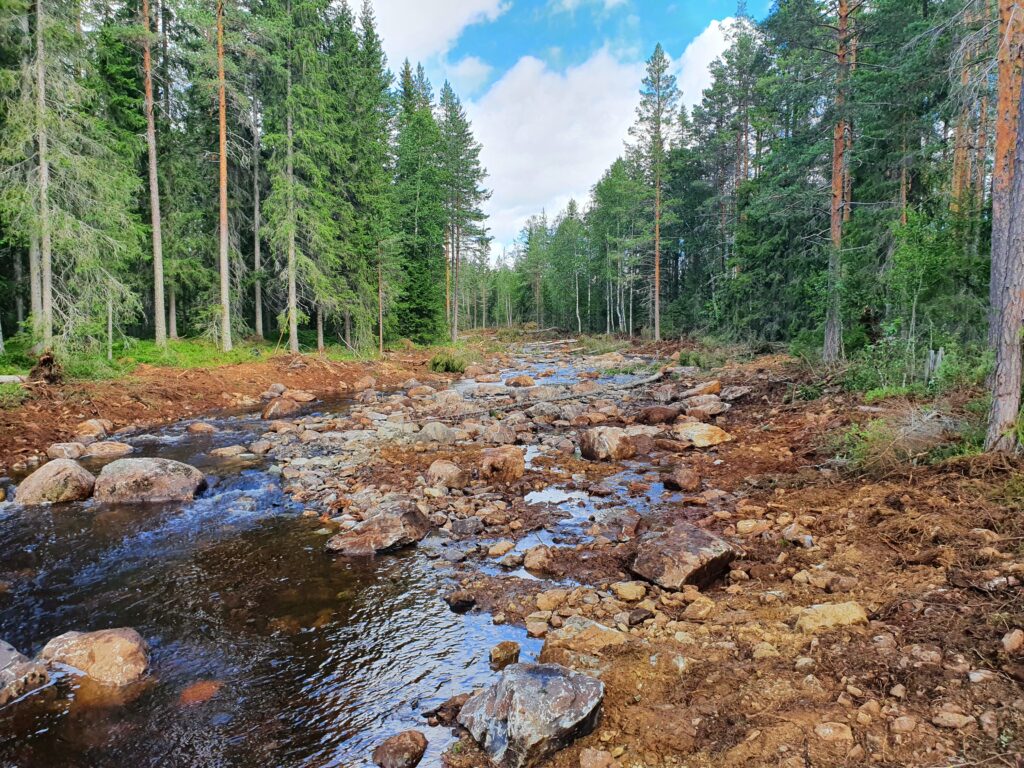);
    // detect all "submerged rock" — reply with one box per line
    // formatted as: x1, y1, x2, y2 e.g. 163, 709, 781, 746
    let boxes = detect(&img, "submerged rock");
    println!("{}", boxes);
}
326, 500, 431, 556
40, 628, 149, 686
372, 730, 427, 768
16, 459, 96, 505
457, 663, 604, 768
631, 523, 737, 590
0, 639, 49, 707
93, 458, 207, 503
580, 427, 635, 461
